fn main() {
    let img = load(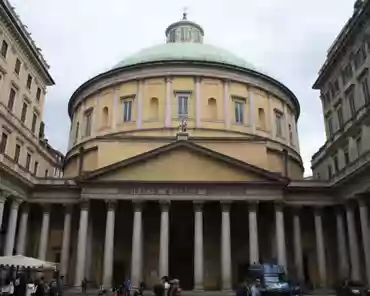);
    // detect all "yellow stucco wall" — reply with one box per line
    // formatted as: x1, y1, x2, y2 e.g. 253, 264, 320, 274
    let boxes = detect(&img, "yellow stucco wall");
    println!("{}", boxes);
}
92, 148, 266, 182
65, 73, 303, 179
